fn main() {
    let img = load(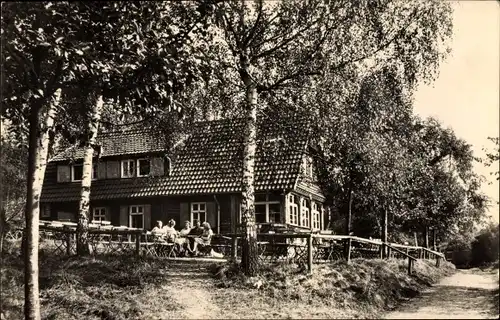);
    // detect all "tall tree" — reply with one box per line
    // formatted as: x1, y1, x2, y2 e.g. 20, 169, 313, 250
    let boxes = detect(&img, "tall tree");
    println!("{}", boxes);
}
53, 1, 214, 255
1, 2, 79, 317
1, 1, 215, 315
209, 0, 453, 274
